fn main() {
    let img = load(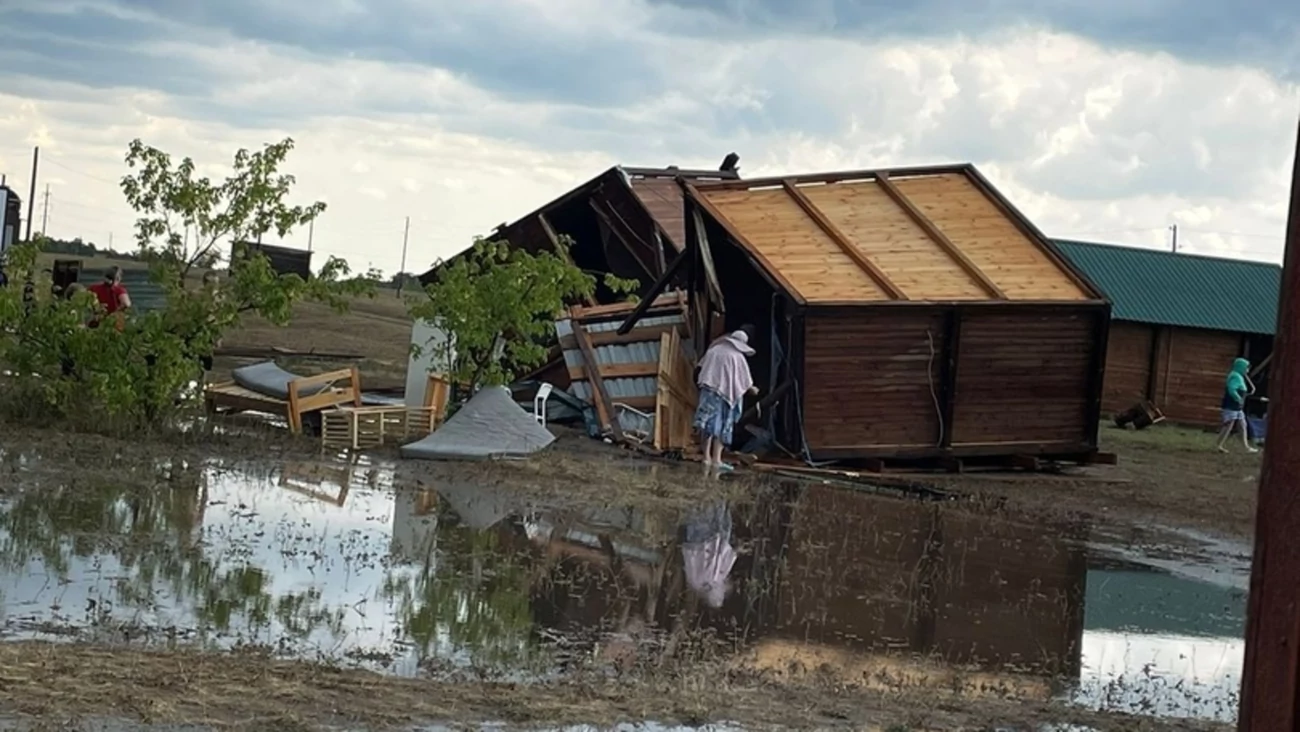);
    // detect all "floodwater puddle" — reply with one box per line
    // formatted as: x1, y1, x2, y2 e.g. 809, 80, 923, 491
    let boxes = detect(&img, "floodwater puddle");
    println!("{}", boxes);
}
0, 454, 1245, 724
